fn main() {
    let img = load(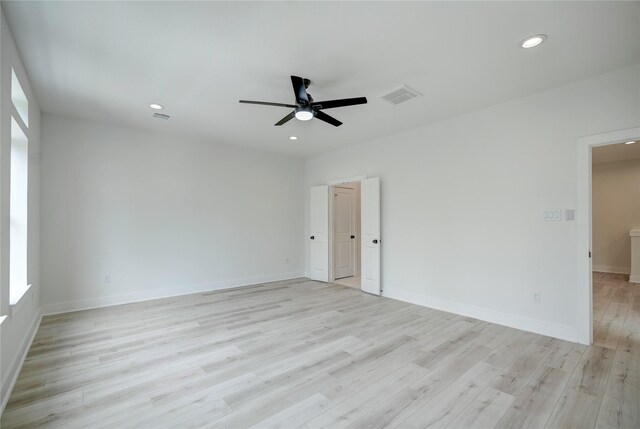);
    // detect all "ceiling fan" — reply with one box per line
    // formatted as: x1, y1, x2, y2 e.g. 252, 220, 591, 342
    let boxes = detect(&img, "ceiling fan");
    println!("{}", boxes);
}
239, 75, 367, 127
